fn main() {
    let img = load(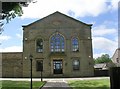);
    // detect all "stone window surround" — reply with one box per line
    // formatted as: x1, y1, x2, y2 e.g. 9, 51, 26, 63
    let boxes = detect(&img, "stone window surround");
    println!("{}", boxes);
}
50, 32, 65, 52
36, 59, 43, 72
71, 36, 79, 52
72, 58, 80, 71
35, 38, 44, 53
